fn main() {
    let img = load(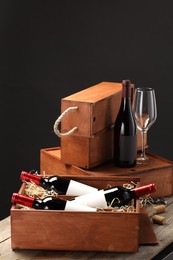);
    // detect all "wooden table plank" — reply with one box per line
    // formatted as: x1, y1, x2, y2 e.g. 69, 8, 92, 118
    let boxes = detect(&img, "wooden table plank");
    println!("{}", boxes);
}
1, 196, 173, 260
0, 216, 10, 242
